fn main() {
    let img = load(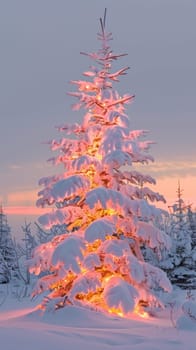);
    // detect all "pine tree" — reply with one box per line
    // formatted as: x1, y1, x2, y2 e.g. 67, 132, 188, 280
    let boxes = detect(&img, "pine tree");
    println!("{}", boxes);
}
10, 222, 39, 298
187, 206, 196, 249
170, 183, 192, 264
160, 183, 196, 289
0, 205, 17, 283
17, 222, 37, 285
29, 10, 172, 317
